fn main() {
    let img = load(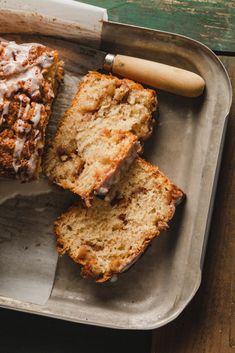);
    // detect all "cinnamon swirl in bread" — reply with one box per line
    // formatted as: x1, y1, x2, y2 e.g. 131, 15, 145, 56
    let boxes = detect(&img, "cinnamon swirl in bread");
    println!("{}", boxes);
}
44, 71, 157, 206
54, 157, 184, 282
